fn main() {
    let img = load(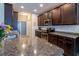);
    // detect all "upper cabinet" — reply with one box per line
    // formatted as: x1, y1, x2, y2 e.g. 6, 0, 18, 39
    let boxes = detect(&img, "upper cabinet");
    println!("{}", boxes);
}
38, 3, 79, 26
61, 4, 76, 25
52, 7, 62, 24
77, 4, 79, 24
38, 14, 45, 26
38, 16, 41, 26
